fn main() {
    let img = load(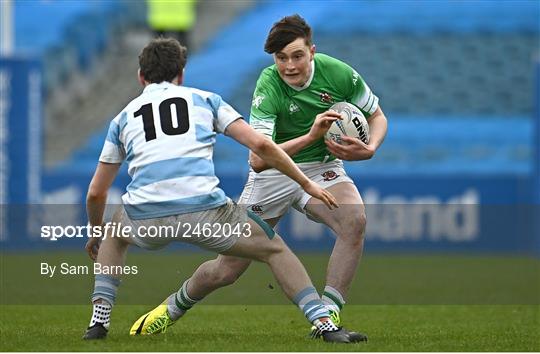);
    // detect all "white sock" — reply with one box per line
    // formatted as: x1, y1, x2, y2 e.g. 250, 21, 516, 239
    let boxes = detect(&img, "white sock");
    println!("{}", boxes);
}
321, 286, 345, 313
166, 293, 187, 321
89, 301, 112, 329
325, 304, 340, 313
